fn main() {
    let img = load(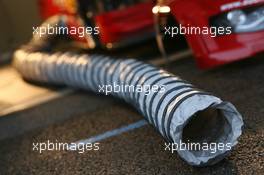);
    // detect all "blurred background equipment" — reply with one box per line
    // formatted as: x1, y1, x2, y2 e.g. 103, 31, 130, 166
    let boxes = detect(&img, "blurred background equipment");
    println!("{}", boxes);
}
1, 0, 264, 68
39, 0, 155, 49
